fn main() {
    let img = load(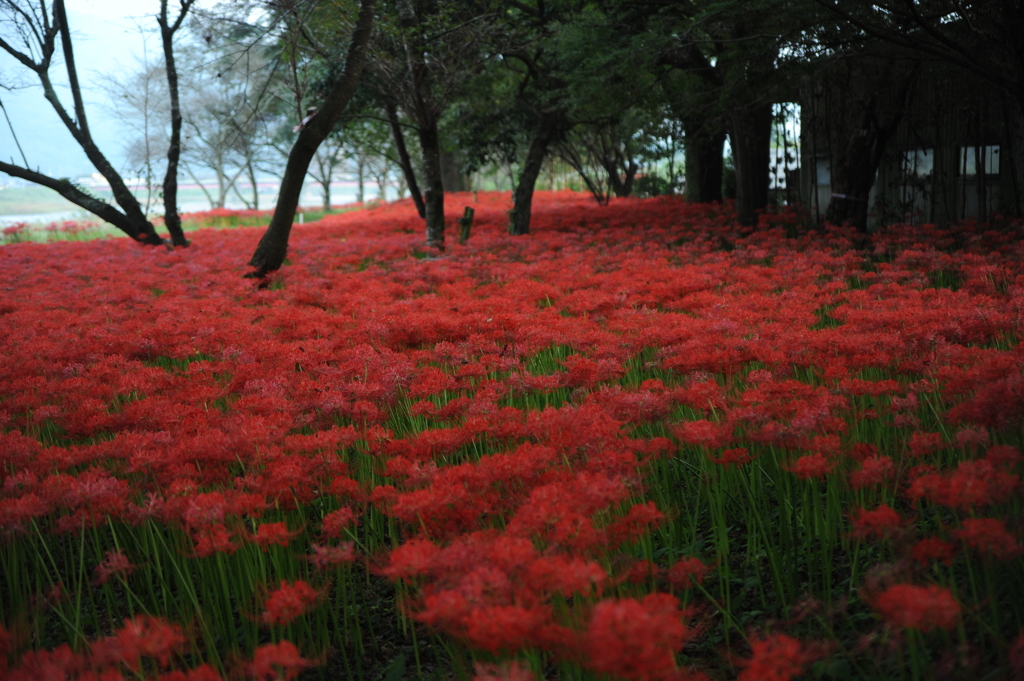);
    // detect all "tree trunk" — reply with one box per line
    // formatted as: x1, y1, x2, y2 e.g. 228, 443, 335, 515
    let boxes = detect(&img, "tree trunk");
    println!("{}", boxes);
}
158, 0, 191, 247
248, 0, 375, 276
731, 102, 773, 226
418, 120, 446, 249
440, 150, 466, 192
356, 158, 365, 204
397, 0, 444, 247
1, 0, 164, 244
322, 177, 331, 211
385, 101, 425, 217
999, 95, 1024, 218
47, 0, 163, 244
826, 95, 908, 232
510, 114, 559, 235
248, 161, 259, 211
602, 154, 638, 198
684, 127, 725, 203
0, 162, 159, 242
